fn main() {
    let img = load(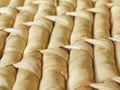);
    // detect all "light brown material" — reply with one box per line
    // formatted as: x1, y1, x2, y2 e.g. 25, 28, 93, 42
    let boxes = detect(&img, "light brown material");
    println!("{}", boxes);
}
85, 0, 119, 83
13, 52, 42, 90
40, 0, 75, 90
67, 0, 94, 90
0, 1, 36, 90
0, 0, 10, 7
13, 1, 56, 90
90, 80, 120, 90
111, 5, 120, 75
40, 48, 68, 90
0, 0, 24, 58
0, 66, 17, 90
86, 38, 118, 82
